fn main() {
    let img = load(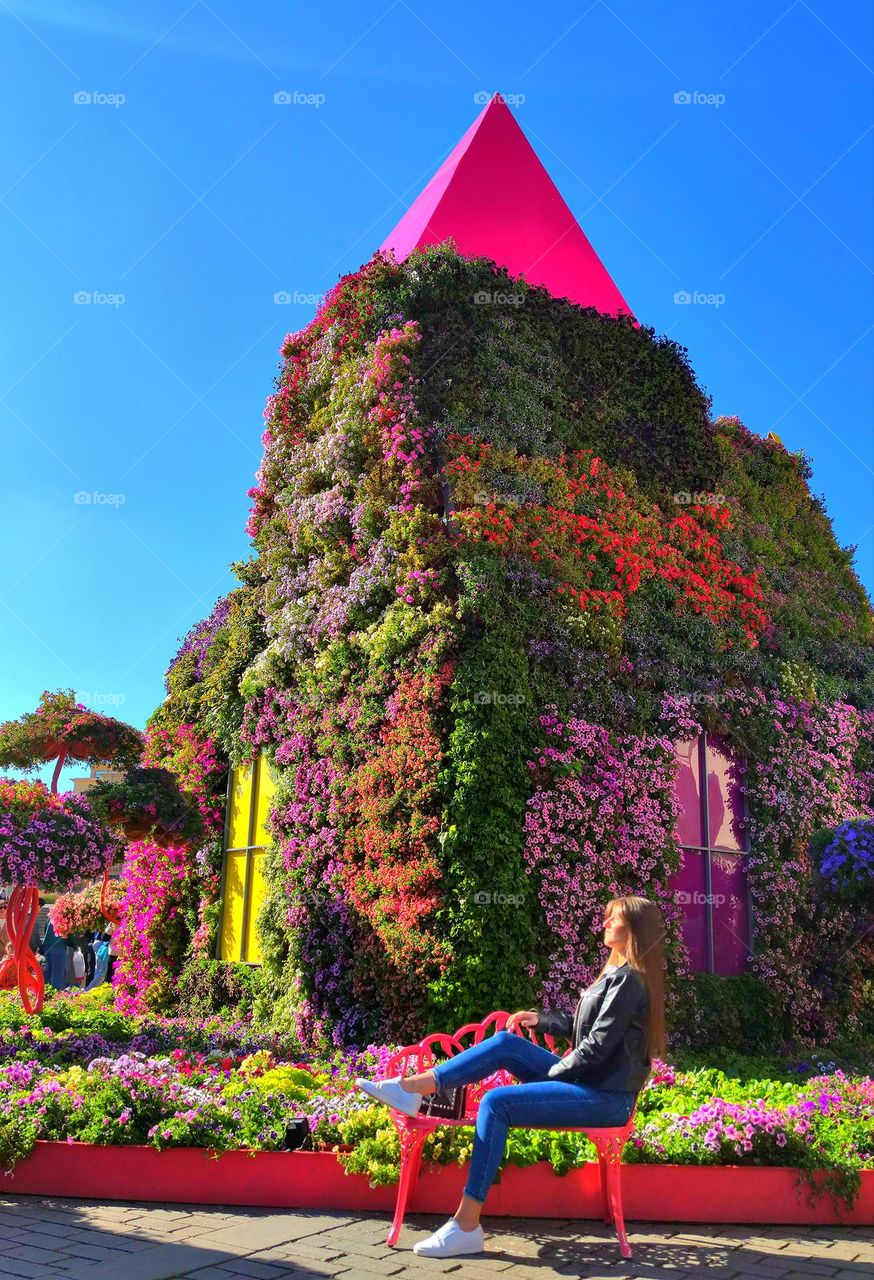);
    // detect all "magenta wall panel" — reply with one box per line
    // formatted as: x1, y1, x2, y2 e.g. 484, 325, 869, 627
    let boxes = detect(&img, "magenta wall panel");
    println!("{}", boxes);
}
706, 737, 745, 851
711, 852, 751, 975
673, 738, 704, 848
671, 733, 750, 974
669, 847, 708, 972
